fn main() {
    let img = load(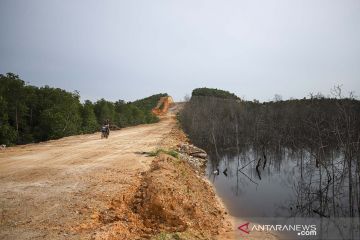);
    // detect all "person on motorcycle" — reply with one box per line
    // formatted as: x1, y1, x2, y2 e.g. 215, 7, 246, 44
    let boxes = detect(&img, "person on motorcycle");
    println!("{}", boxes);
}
101, 120, 110, 138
